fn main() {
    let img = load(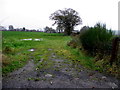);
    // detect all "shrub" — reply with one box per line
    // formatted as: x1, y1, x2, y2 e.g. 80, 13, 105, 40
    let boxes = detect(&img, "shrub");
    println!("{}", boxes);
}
67, 35, 80, 48
79, 23, 114, 56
